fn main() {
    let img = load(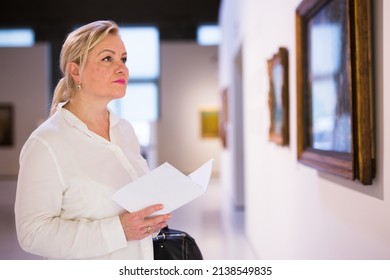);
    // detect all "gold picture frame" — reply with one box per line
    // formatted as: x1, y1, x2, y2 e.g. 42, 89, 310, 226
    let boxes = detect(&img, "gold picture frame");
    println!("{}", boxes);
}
268, 47, 289, 146
296, 0, 375, 185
